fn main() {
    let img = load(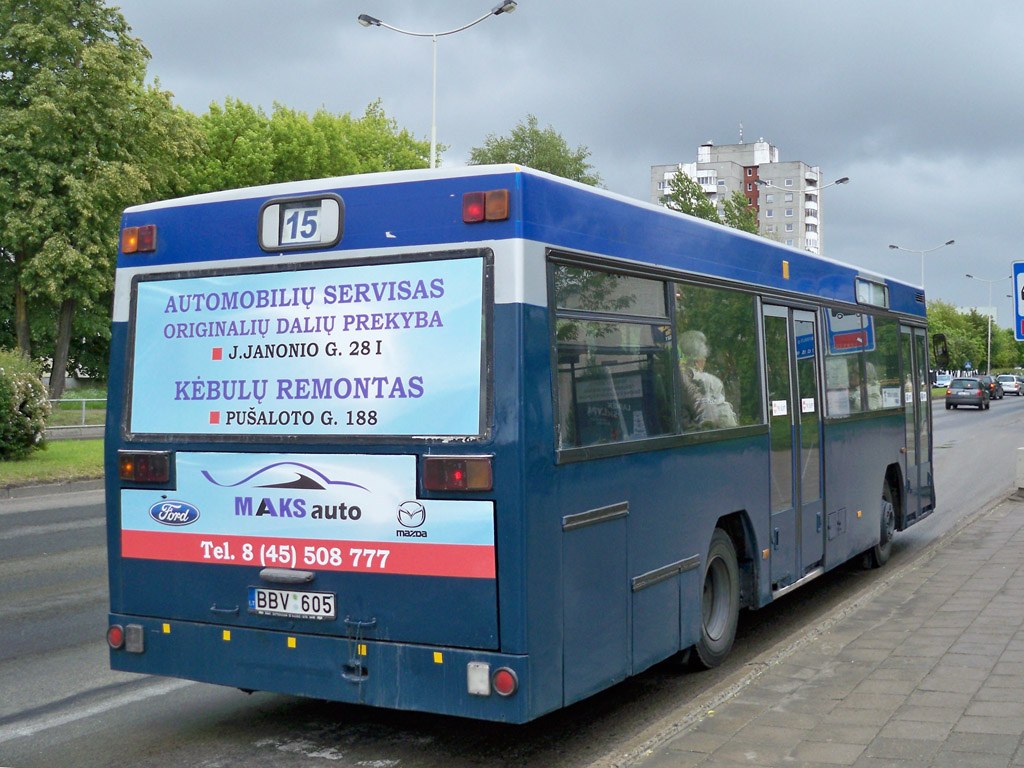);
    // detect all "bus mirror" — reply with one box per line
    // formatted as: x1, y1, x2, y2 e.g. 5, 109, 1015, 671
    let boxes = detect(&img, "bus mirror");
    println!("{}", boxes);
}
932, 333, 949, 368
